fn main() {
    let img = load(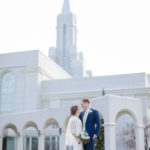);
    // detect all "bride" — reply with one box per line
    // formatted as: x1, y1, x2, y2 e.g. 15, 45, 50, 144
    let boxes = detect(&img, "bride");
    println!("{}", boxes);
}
65, 105, 84, 150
